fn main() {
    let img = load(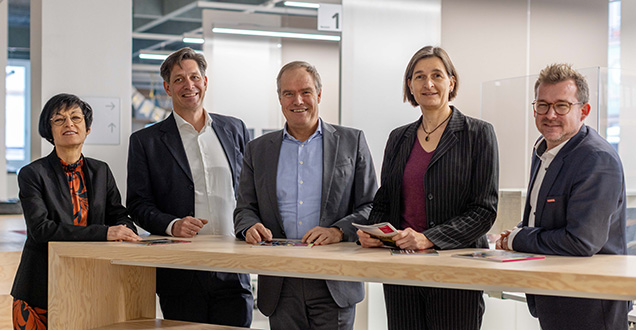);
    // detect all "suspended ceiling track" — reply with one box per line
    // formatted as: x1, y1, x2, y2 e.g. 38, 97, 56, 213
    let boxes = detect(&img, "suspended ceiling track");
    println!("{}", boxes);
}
133, 0, 317, 34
